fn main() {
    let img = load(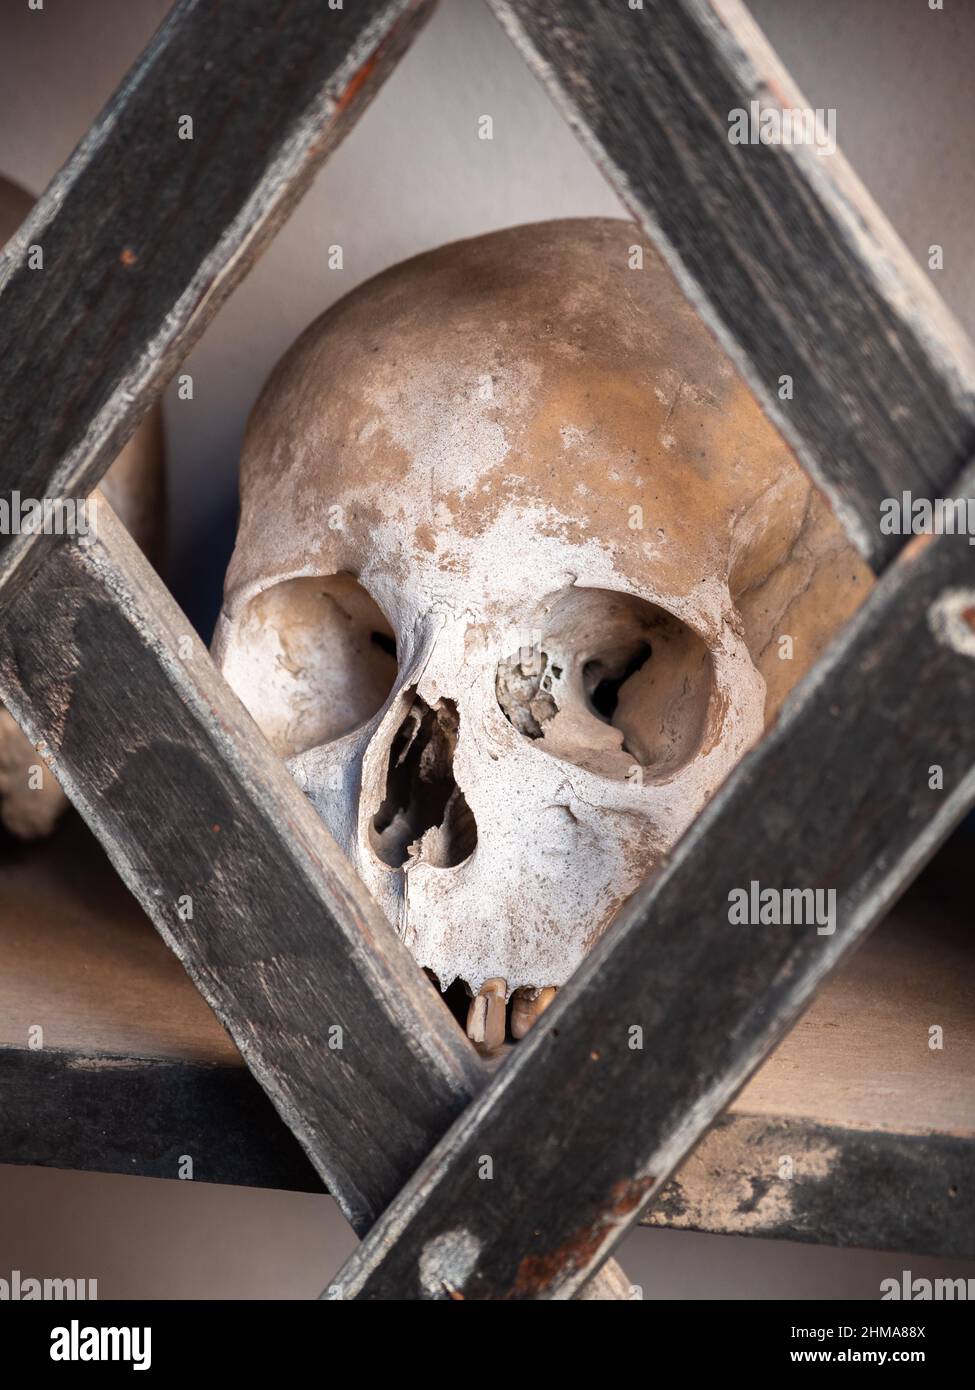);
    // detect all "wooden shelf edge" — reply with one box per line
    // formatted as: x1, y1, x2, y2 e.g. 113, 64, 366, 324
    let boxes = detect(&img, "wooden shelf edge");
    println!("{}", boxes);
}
0, 1044, 321, 1196
645, 1111, 973, 1258
2, 1044, 970, 1258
